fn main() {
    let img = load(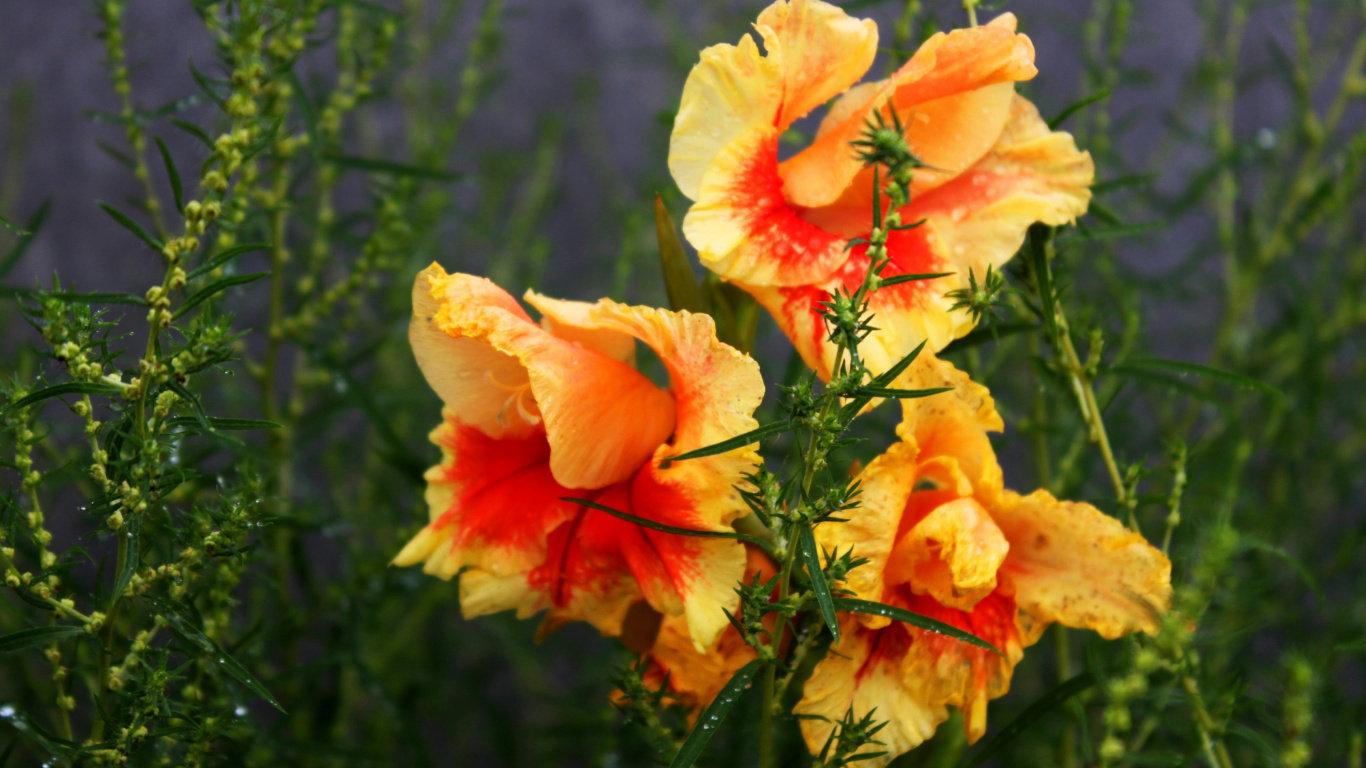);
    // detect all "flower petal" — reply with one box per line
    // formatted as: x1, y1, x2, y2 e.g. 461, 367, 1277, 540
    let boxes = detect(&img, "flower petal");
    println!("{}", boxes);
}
895, 353, 1004, 500
895, 588, 1025, 744
409, 265, 541, 439
886, 497, 1009, 611
392, 415, 578, 581
781, 14, 1036, 208
414, 264, 677, 489
683, 126, 851, 287
669, 0, 876, 201
994, 489, 1173, 643
796, 617, 946, 765
523, 292, 637, 366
